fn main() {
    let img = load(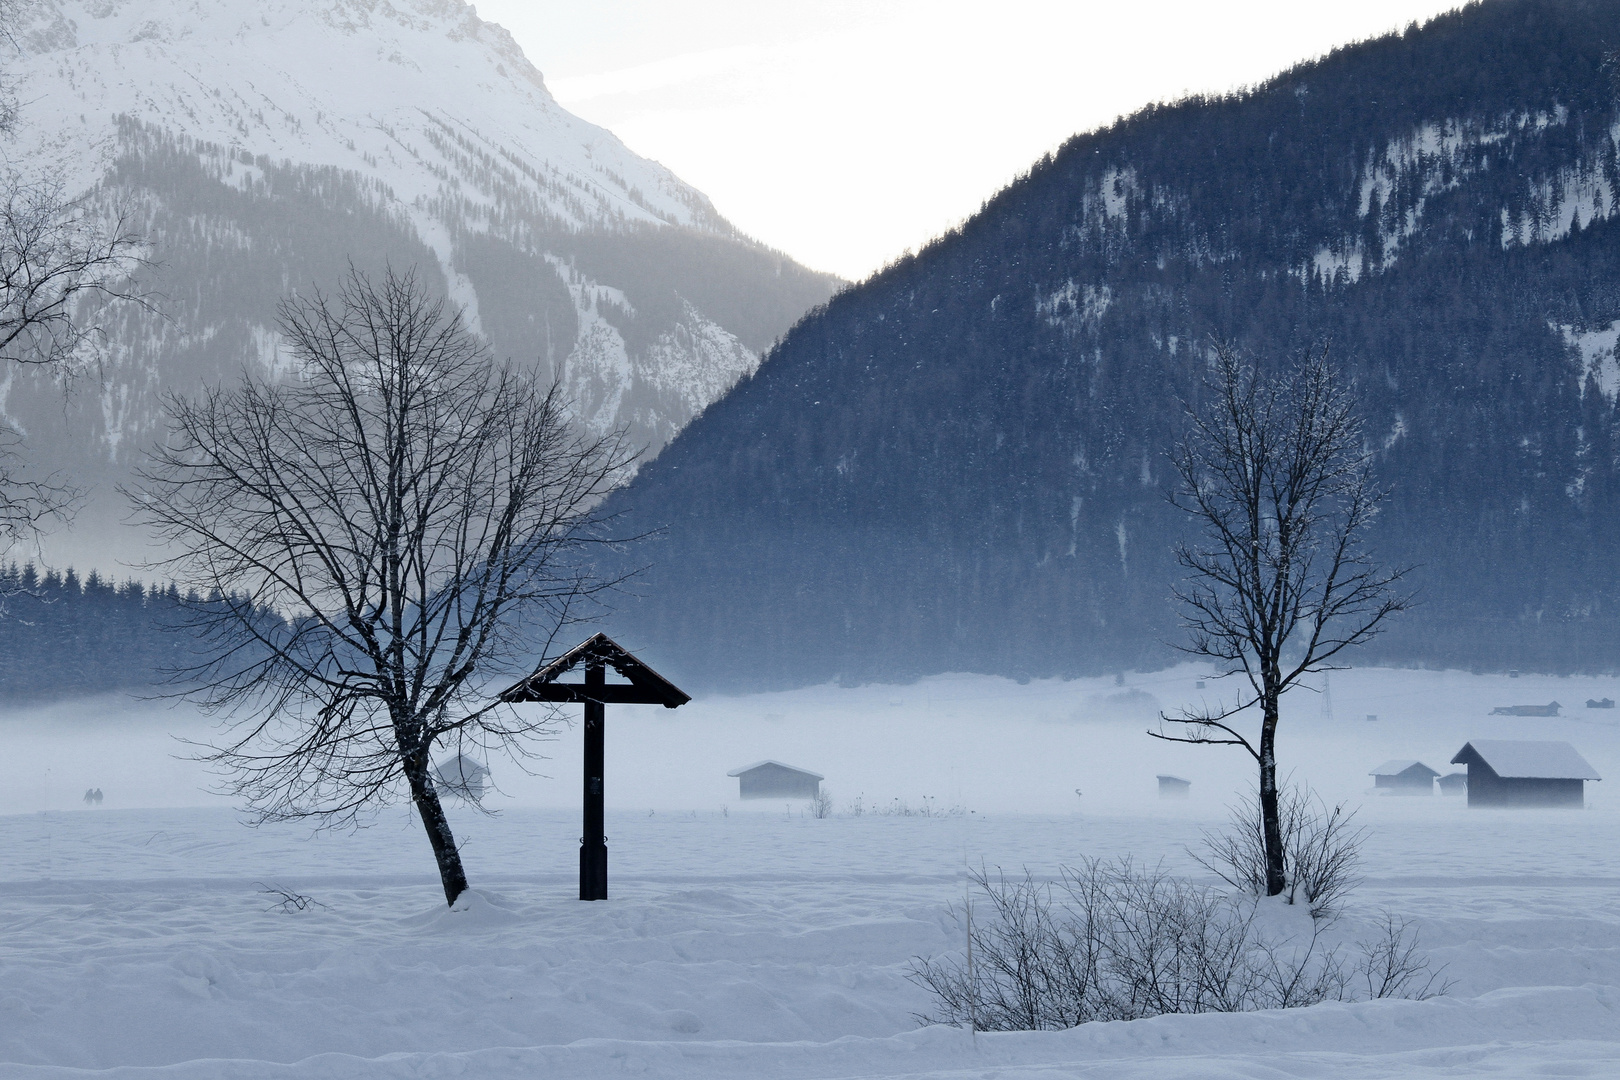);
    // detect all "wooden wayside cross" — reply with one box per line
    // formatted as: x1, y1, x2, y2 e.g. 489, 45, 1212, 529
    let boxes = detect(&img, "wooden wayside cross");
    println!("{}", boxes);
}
497, 633, 690, 900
